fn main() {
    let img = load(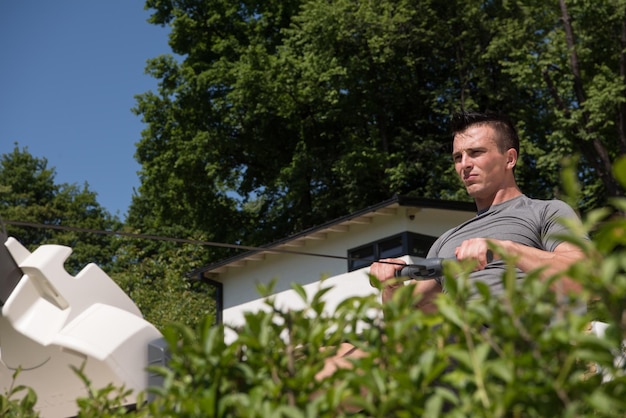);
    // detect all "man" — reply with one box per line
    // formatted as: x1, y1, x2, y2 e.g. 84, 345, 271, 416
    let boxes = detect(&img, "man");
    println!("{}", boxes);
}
372, 110, 585, 308
315, 111, 587, 381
